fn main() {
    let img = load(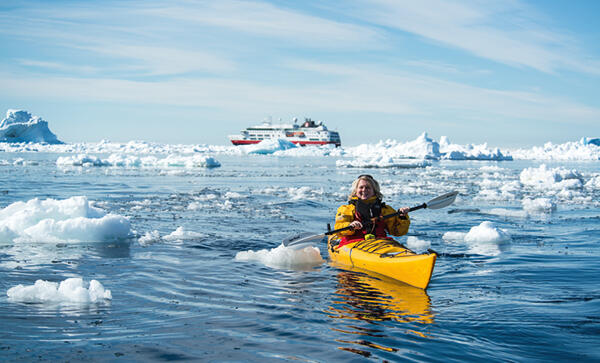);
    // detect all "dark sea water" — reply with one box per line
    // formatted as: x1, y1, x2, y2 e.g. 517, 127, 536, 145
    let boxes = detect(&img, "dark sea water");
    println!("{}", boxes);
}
1, 152, 599, 362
